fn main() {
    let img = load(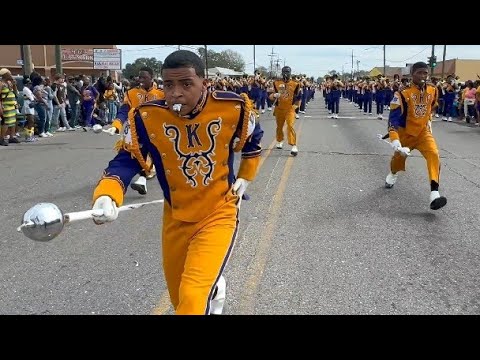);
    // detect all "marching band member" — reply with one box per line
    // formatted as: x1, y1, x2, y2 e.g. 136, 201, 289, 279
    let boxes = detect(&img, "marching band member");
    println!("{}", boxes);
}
91, 50, 264, 314
106, 67, 165, 195
385, 62, 446, 210
269, 66, 300, 156
329, 76, 343, 119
